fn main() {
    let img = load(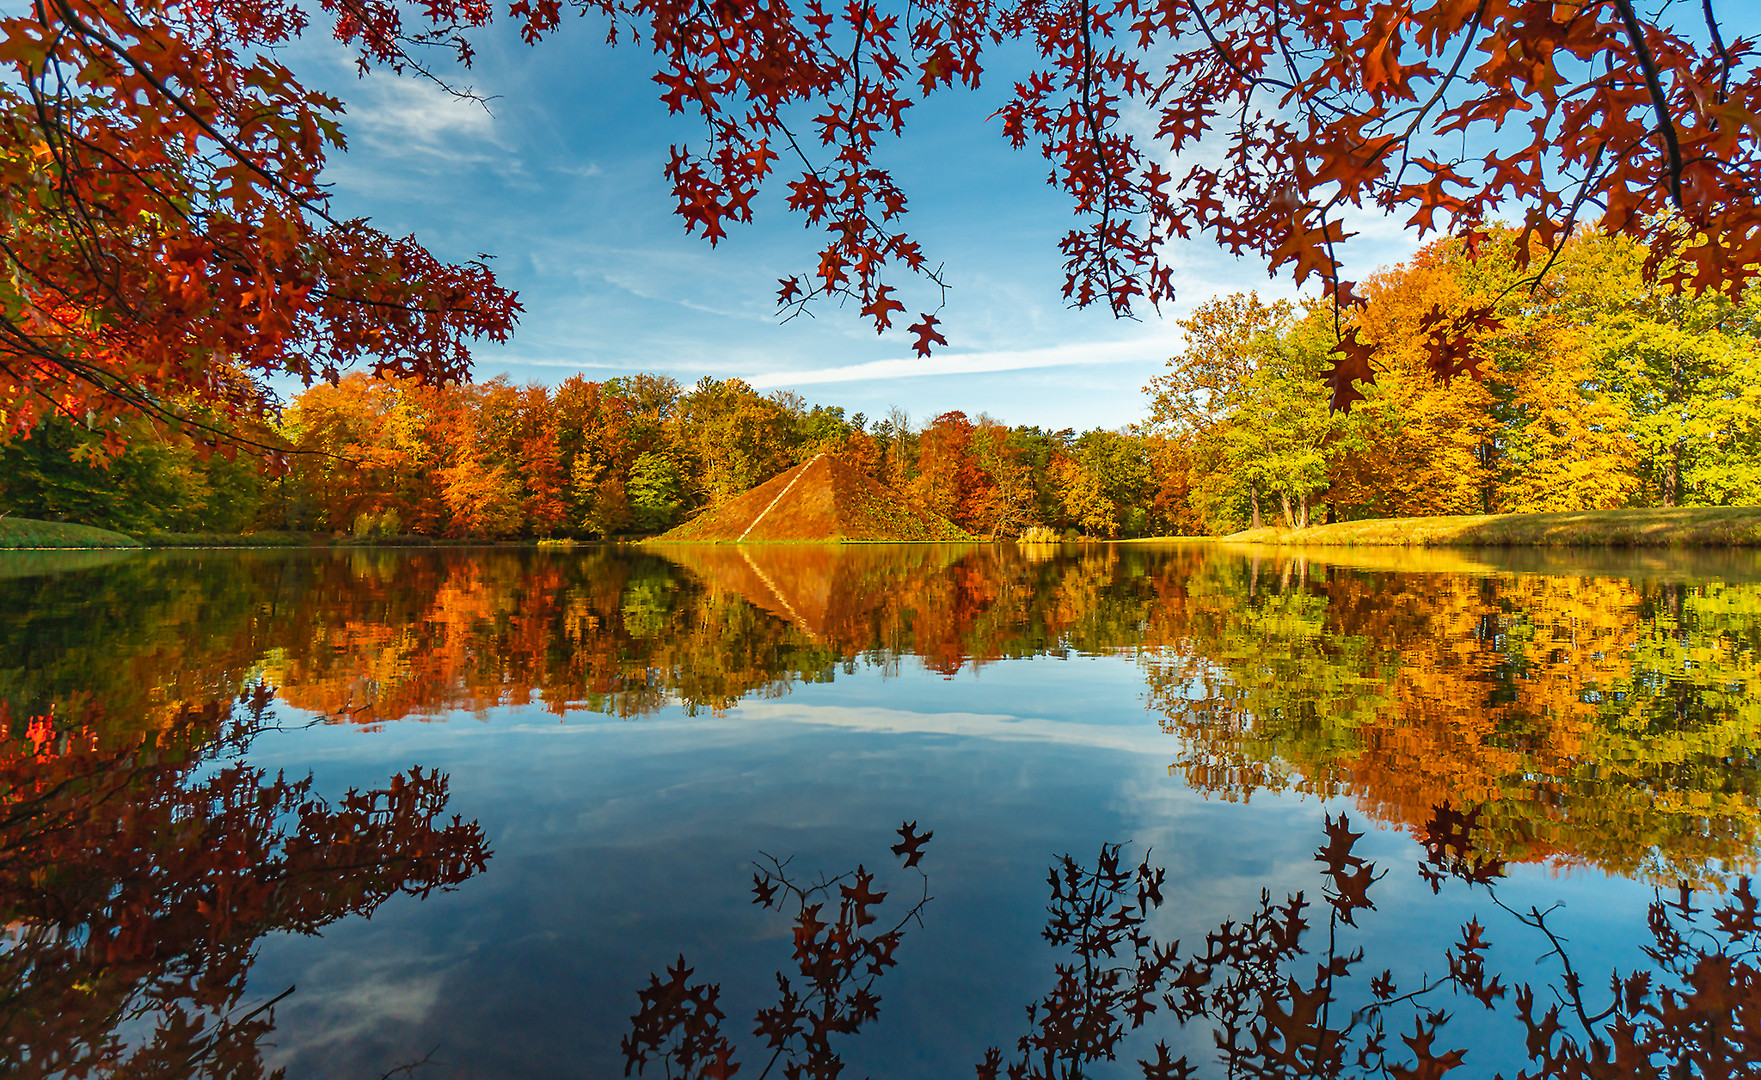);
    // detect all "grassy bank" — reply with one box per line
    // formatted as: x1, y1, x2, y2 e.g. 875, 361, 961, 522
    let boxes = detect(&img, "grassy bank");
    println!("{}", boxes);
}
1226, 506, 1761, 547
130, 531, 314, 547
0, 516, 141, 549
